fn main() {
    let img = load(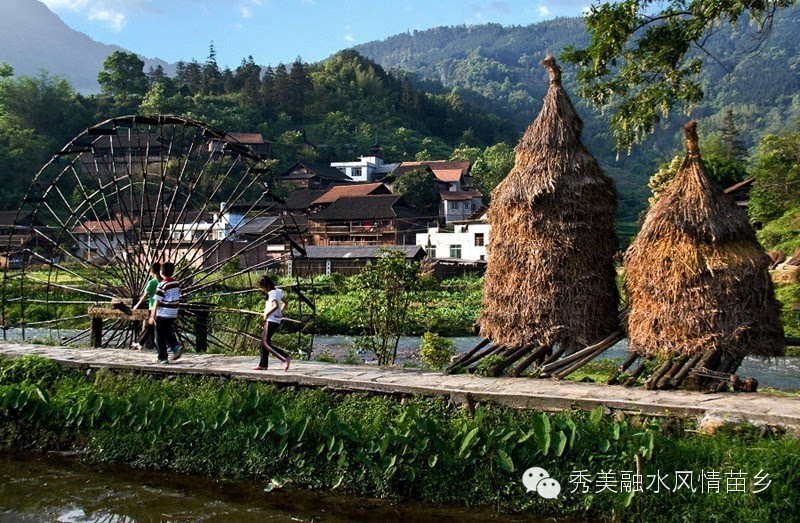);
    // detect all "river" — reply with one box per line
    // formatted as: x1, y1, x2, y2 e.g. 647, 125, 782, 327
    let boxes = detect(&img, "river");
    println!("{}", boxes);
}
0, 452, 551, 522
